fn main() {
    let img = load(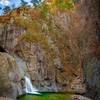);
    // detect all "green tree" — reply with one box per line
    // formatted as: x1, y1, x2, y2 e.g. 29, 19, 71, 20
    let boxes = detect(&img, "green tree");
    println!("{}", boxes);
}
31, 0, 41, 6
3, 6, 11, 14
20, 0, 28, 6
